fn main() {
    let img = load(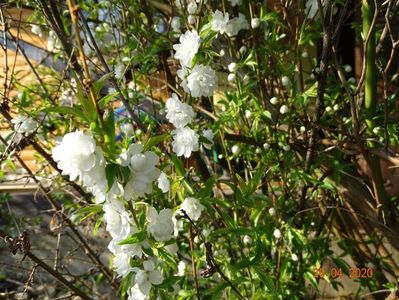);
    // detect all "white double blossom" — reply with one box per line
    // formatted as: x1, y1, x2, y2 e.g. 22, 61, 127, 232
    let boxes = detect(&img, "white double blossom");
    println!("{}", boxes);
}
12, 115, 38, 135
211, 10, 230, 34
211, 11, 249, 37
172, 127, 199, 158
128, 284, 148, 300
157, 172, 170, 193
180, 197, 204, 221
103, 199, 132, 241
187, 64, 217, 97
173, 29, 201, 67
113, 252, 133, 278
147, 207, 174, 242
165, 93, 194, 128
120, 144, 160, 199
135, 260, 164, 296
